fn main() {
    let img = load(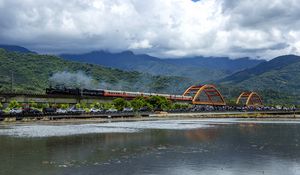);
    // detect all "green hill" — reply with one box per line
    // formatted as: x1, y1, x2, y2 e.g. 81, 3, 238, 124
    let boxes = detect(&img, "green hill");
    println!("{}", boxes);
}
0, 44, 35, 54
2, 48, 300, 105
0, 49, 193, 94
219, 55, 300, 104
